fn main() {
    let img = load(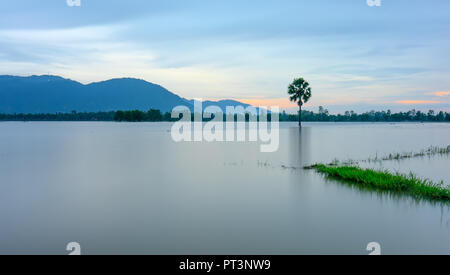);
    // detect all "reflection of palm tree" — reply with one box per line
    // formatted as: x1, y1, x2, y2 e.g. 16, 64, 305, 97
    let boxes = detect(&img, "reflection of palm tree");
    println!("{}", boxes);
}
288, 78, 312, 127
